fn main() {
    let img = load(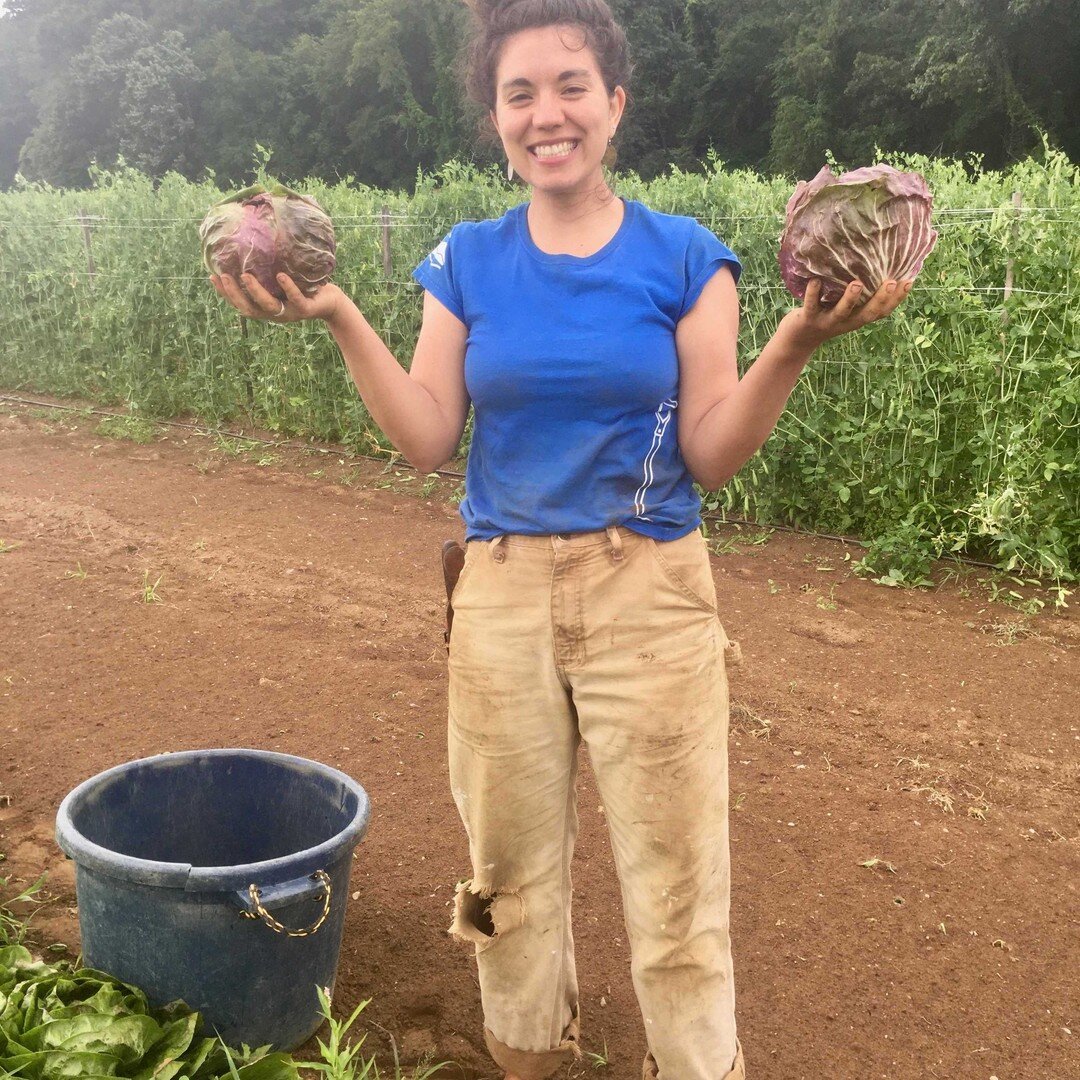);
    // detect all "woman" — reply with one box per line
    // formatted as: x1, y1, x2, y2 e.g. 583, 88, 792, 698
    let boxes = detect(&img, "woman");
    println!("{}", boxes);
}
211, 3, 912, 1076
